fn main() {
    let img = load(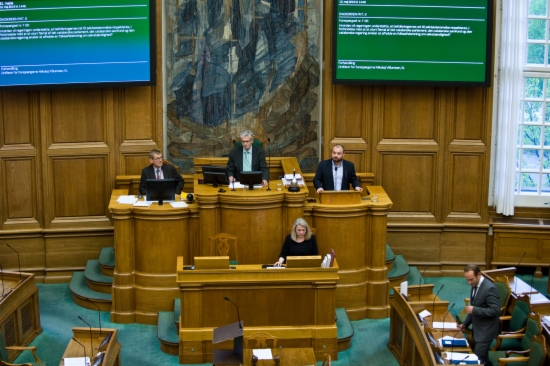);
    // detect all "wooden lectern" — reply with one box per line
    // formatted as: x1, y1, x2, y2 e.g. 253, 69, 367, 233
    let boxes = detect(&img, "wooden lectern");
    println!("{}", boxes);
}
318, 190, 361, 205
212, 321, 244, 365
